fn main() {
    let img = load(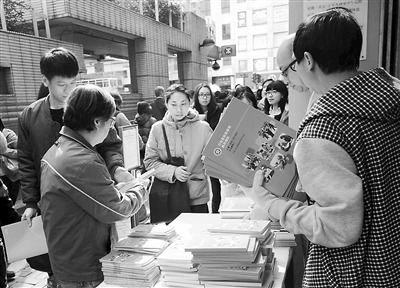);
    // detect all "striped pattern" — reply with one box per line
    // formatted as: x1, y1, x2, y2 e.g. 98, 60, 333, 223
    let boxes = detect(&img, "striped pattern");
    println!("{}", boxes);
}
297, 68, 400, 287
